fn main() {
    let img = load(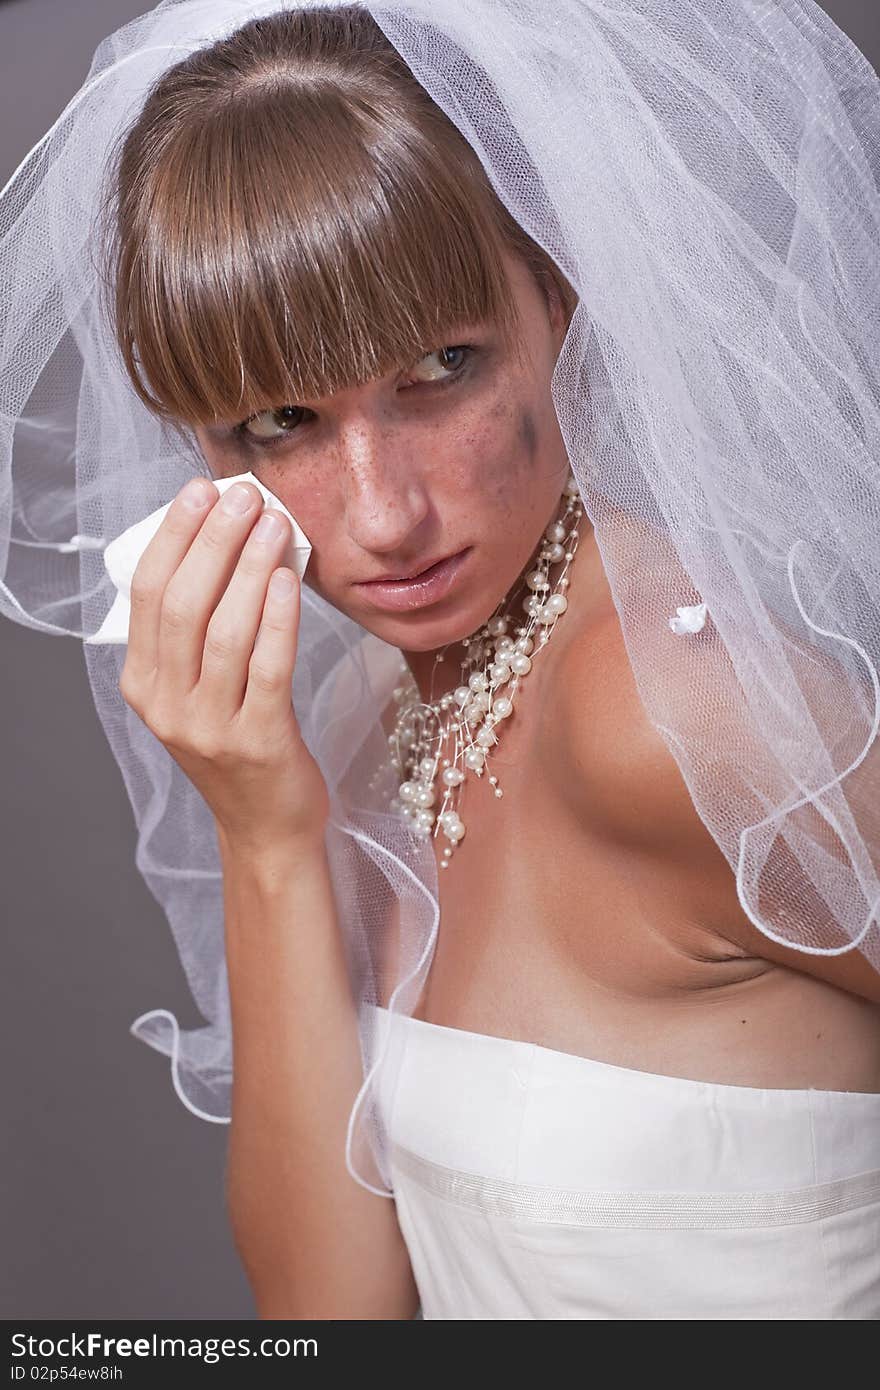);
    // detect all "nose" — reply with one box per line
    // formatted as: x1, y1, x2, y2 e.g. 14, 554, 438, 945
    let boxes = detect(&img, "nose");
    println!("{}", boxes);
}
337, 420, 431, 554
